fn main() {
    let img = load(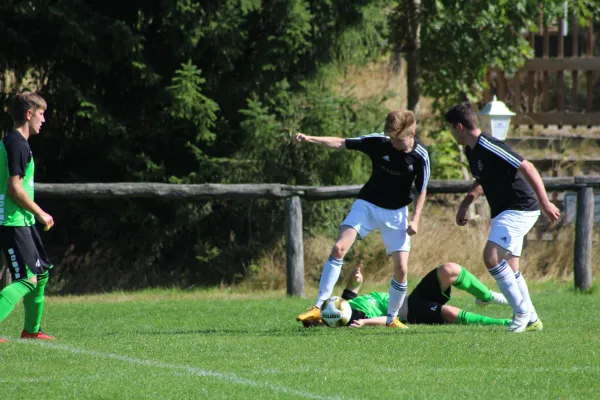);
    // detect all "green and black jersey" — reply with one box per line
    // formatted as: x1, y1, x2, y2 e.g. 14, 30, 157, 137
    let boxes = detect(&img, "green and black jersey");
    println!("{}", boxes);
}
0, 130, 35, 227
348, 291, 389, 318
